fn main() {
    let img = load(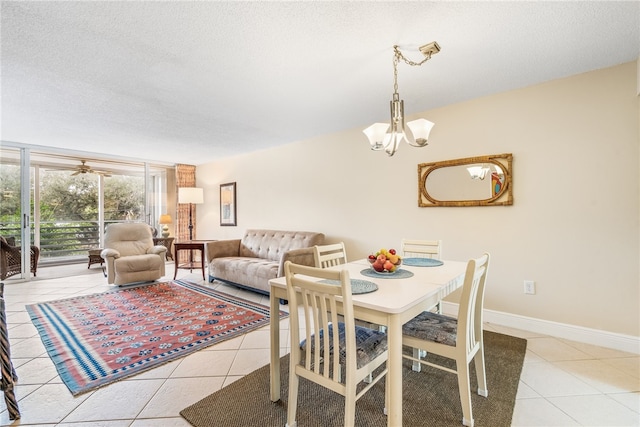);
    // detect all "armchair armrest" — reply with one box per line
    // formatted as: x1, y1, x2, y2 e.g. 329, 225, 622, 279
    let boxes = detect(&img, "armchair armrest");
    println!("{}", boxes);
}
147, 246, 167, 256
30, 245, 40, 258
278, 247, 316, 277
101, 248, 121, 285
101, 248, 121, 260
206, 239, 241, 263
